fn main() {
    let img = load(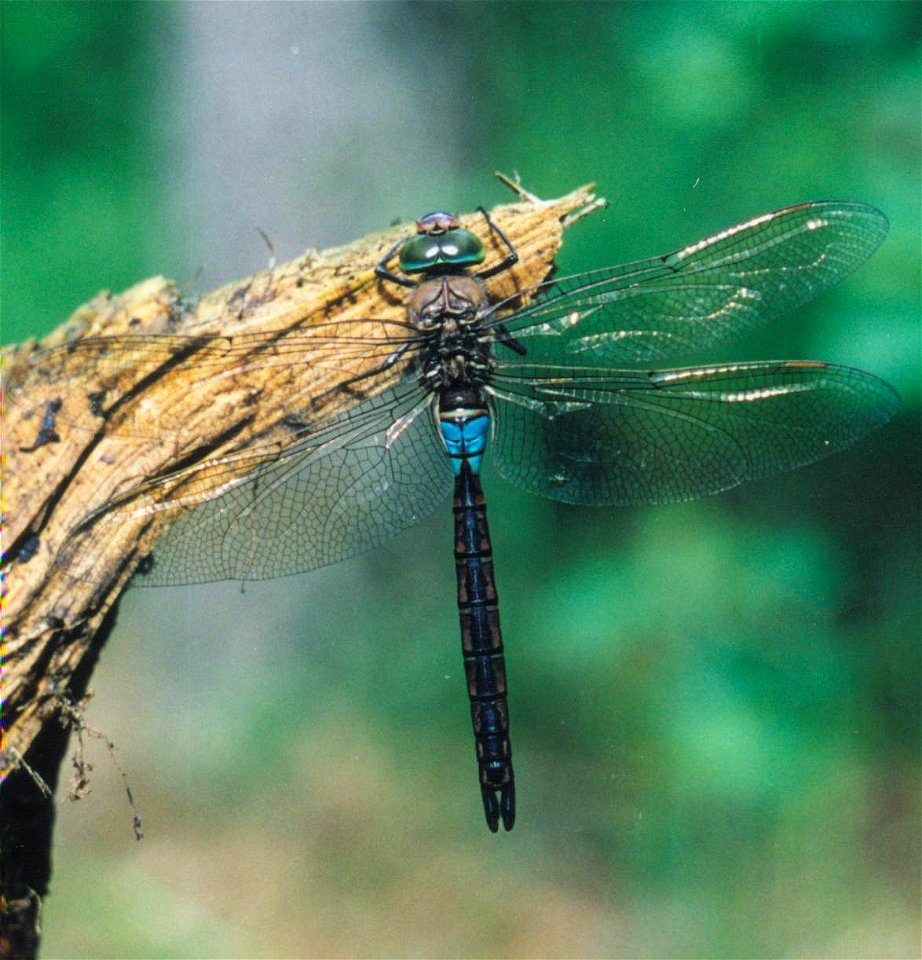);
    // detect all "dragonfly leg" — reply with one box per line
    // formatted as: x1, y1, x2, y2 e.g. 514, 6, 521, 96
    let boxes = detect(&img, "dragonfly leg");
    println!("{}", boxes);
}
309, 338, 417, 409
375, 236, 417, 288
494, 323, 527, 356
474, 206, 519, 280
